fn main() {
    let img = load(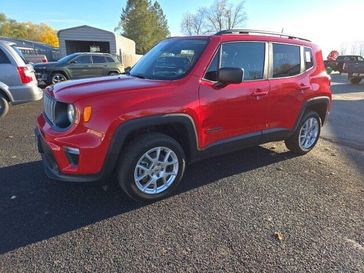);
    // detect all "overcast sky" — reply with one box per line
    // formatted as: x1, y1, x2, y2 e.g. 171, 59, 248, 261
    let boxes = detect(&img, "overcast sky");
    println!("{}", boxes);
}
2, 0, 364, 56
